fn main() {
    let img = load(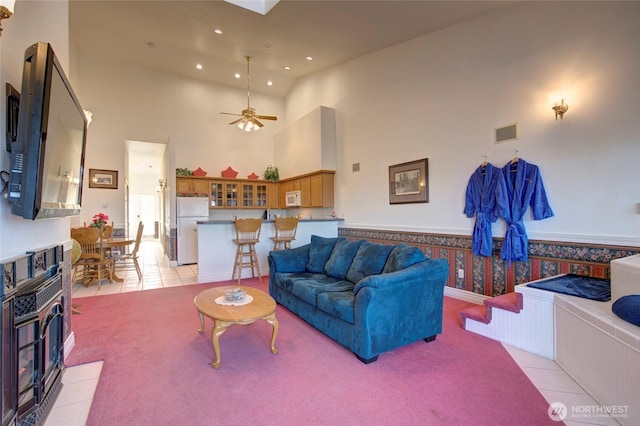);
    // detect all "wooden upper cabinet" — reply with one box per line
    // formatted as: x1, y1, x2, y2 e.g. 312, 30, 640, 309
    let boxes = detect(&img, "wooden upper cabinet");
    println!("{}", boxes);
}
277, 170, 335, 208
203, 177, 273, 209
310, 172, 334, 207
178, 171, 334, 210
300, 177, 311, 207
176, 177, 210, 197
268, 183, 280, 209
